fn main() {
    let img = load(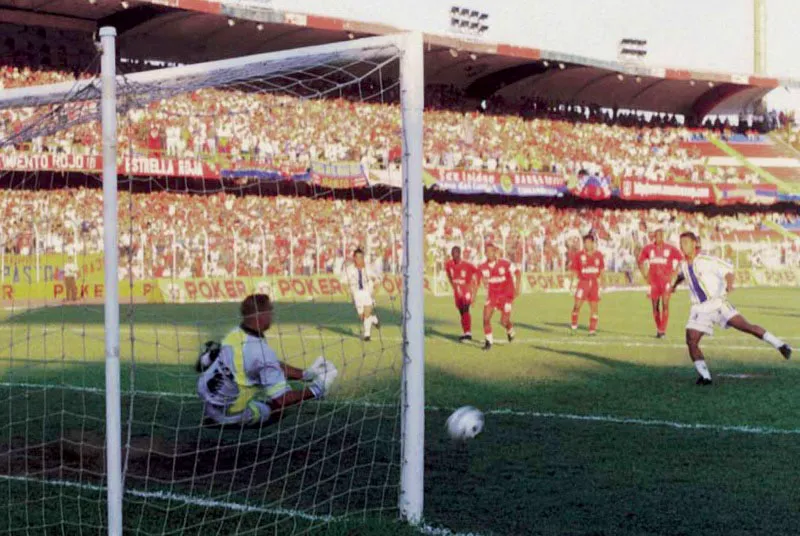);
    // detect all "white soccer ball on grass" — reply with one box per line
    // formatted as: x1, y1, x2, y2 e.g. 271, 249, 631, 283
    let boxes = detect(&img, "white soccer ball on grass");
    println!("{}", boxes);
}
446, 406, 484, 440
